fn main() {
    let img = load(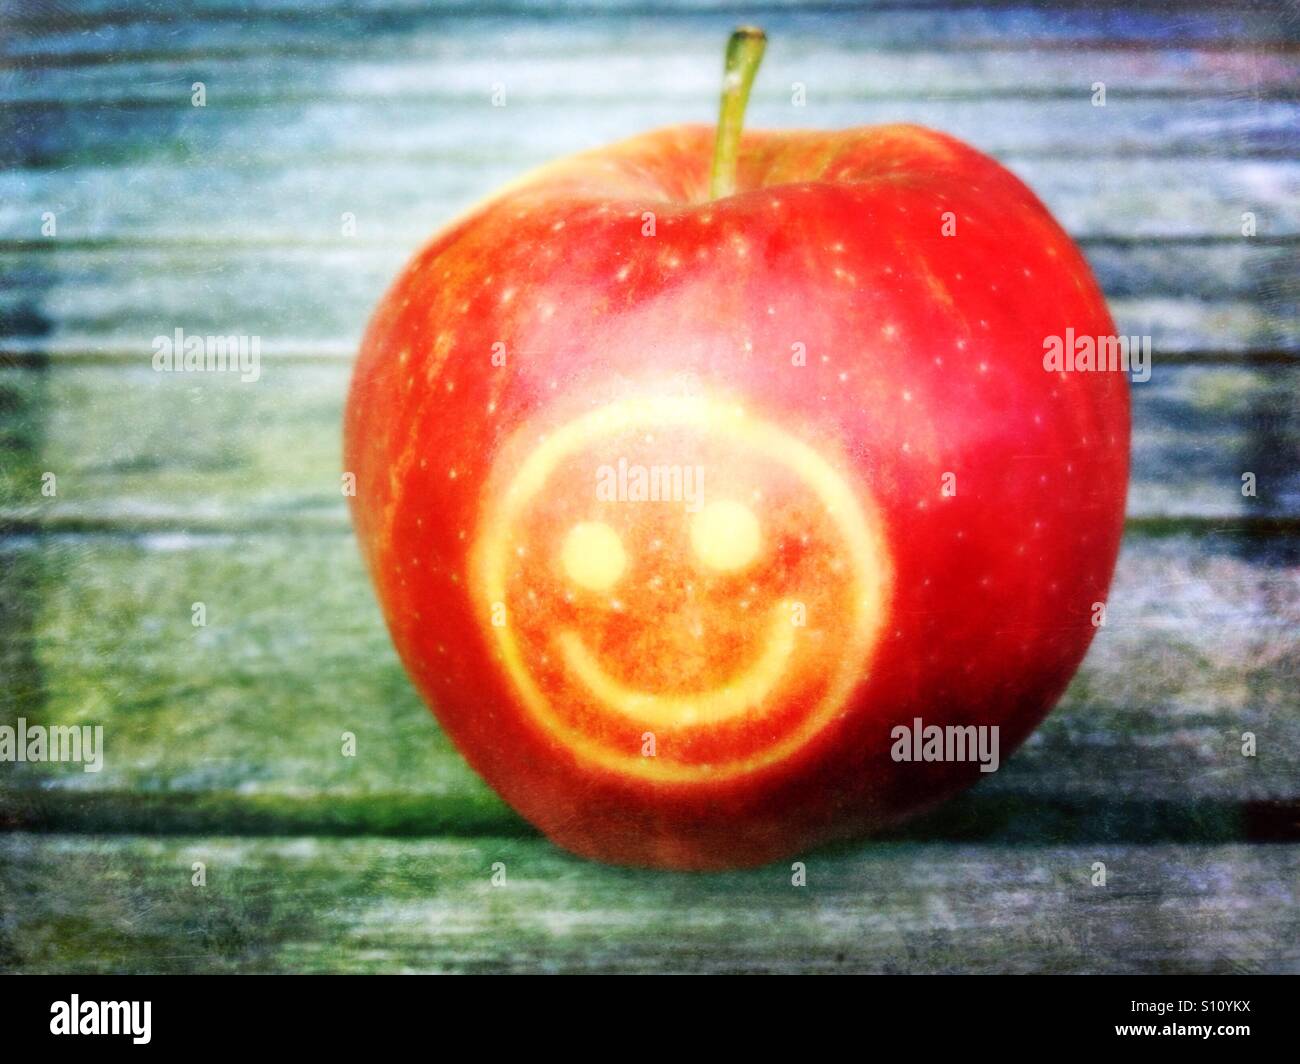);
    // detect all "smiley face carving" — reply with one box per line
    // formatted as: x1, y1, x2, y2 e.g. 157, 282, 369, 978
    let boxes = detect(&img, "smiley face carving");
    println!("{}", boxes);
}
473, 395, 892, 784
555, 498, 798, 730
